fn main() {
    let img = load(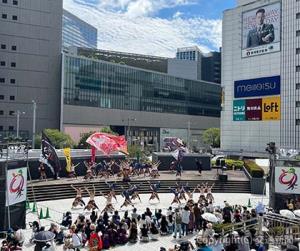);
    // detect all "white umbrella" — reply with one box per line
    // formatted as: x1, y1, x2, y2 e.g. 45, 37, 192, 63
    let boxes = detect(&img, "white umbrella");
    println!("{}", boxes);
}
280, 209, 295, 220
293, 209, 300, 217
201, 213, 219, 223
